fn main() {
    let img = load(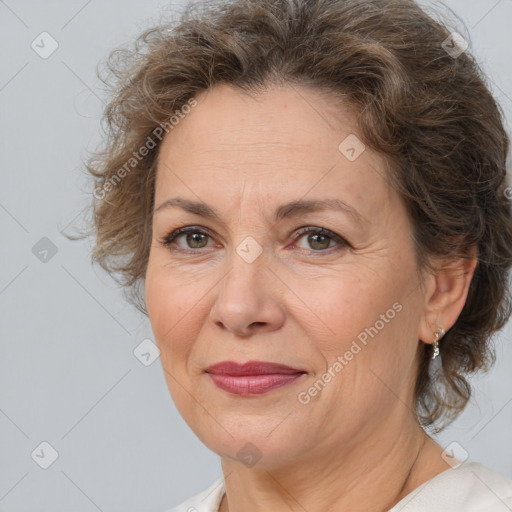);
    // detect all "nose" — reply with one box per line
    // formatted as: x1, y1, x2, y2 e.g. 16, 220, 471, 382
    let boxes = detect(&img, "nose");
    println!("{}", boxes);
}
208, 253, 286, 337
